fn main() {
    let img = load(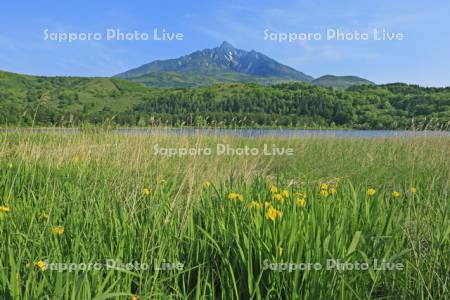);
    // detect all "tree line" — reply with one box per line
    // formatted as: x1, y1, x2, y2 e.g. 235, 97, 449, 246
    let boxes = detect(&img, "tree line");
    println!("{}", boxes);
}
0, 73, 449, 129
